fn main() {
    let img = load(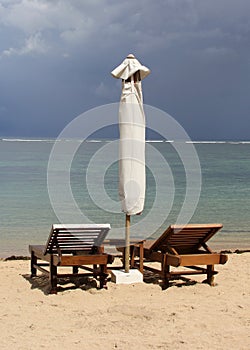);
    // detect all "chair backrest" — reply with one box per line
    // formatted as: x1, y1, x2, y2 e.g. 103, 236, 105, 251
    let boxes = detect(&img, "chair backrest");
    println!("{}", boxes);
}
44, 224, 111, 255
149, 224, 223, 254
